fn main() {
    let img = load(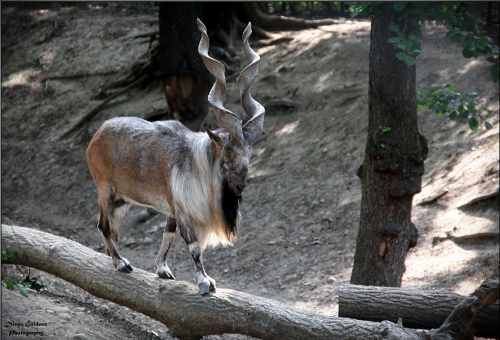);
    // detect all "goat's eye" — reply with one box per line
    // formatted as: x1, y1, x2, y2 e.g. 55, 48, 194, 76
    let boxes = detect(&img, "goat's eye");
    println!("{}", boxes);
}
224, 151, 232, 160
